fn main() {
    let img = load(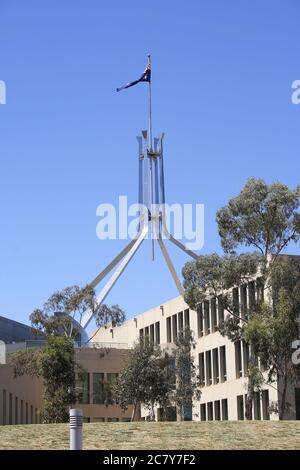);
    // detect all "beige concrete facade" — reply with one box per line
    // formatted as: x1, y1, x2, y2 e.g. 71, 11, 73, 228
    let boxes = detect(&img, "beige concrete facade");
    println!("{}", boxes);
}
0, 347, 132, 425
92, 290, 300, 421
0, 364, 43, 425
74, 347, 133, 422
